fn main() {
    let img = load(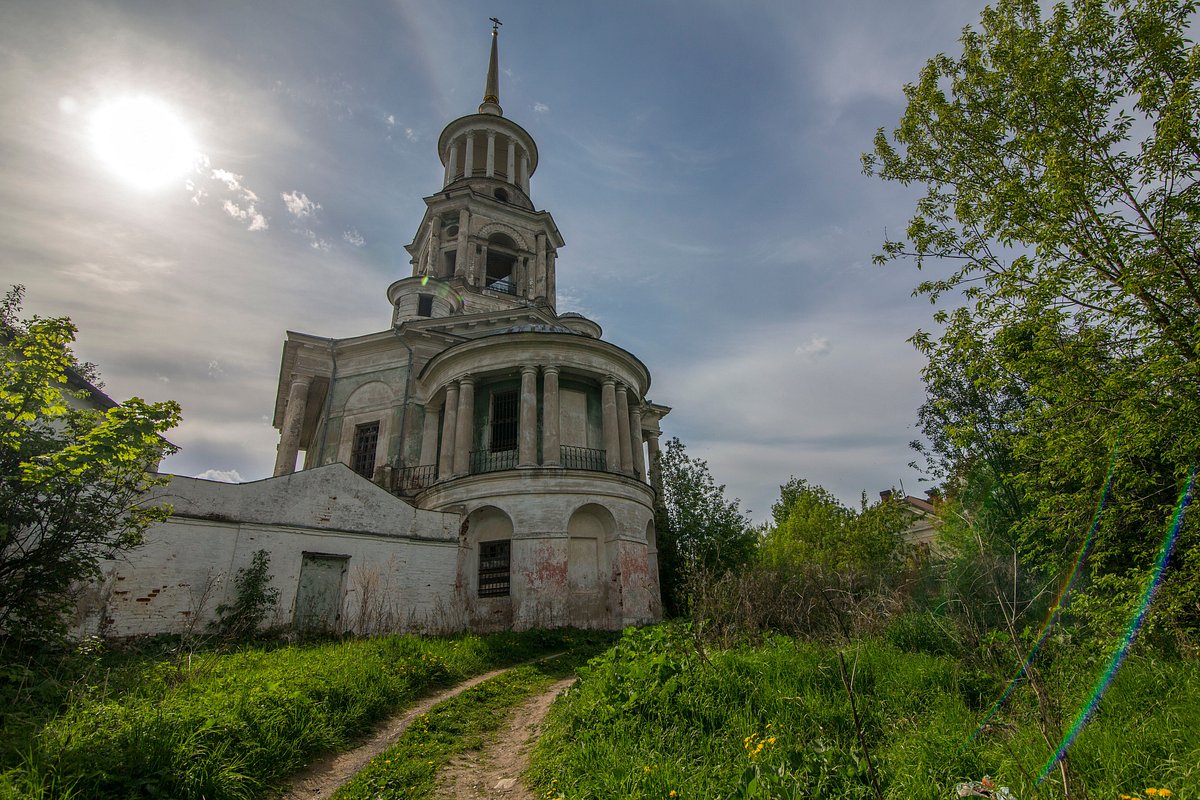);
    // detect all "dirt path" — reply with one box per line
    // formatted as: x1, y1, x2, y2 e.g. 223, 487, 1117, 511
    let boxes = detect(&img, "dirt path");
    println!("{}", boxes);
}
433, 676, 576, 800
281, 667, 514, 800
